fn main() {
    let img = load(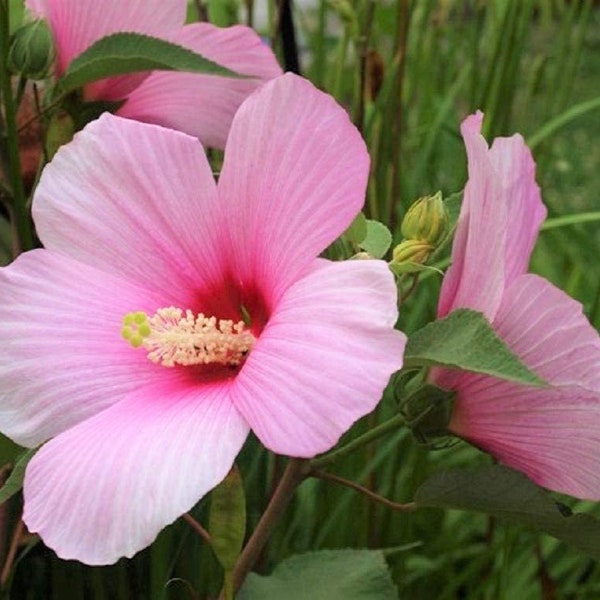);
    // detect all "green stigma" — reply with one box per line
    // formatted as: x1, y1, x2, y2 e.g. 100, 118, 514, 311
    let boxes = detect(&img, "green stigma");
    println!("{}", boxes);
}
121, 312, 151, 348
